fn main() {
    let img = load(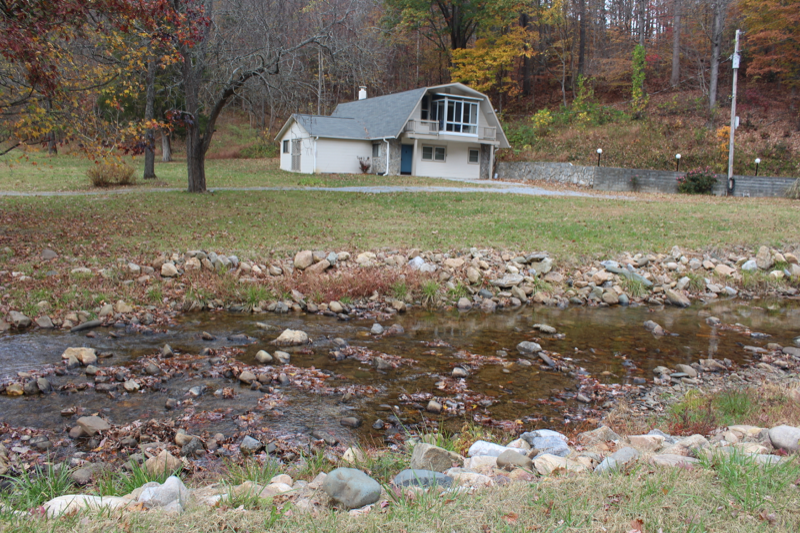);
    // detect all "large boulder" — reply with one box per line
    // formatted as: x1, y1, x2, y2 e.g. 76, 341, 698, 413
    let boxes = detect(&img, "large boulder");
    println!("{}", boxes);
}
271, 329, 309, 346
756, 246, 774, 271
409, 443, 464, 472
769, 425, 800, 453
322, 468, 381, 509
137, 476, 190, 513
